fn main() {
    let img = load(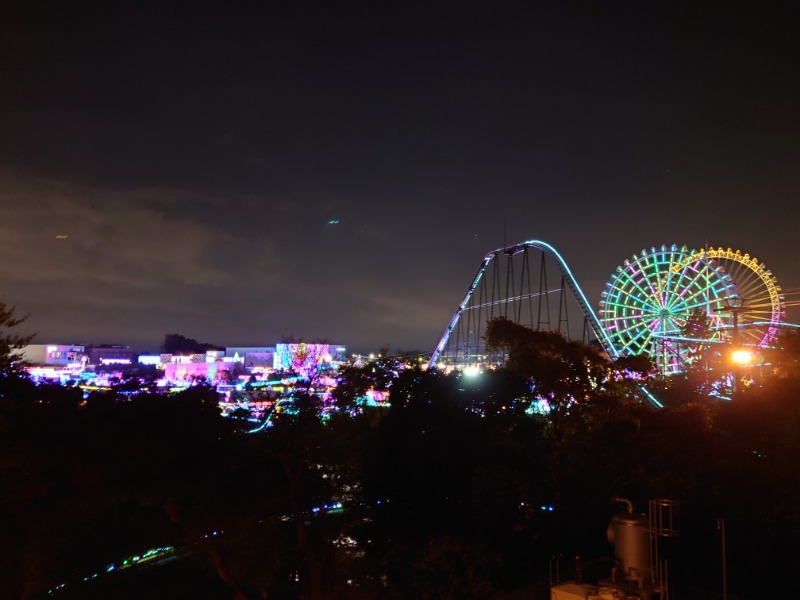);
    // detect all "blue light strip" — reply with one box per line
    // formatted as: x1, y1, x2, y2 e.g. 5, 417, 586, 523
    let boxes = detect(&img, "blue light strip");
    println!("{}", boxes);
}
638, 385, 664, 408
429, 240, 619, 368
429, 253, 494, 366
426, 240, 672, 408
